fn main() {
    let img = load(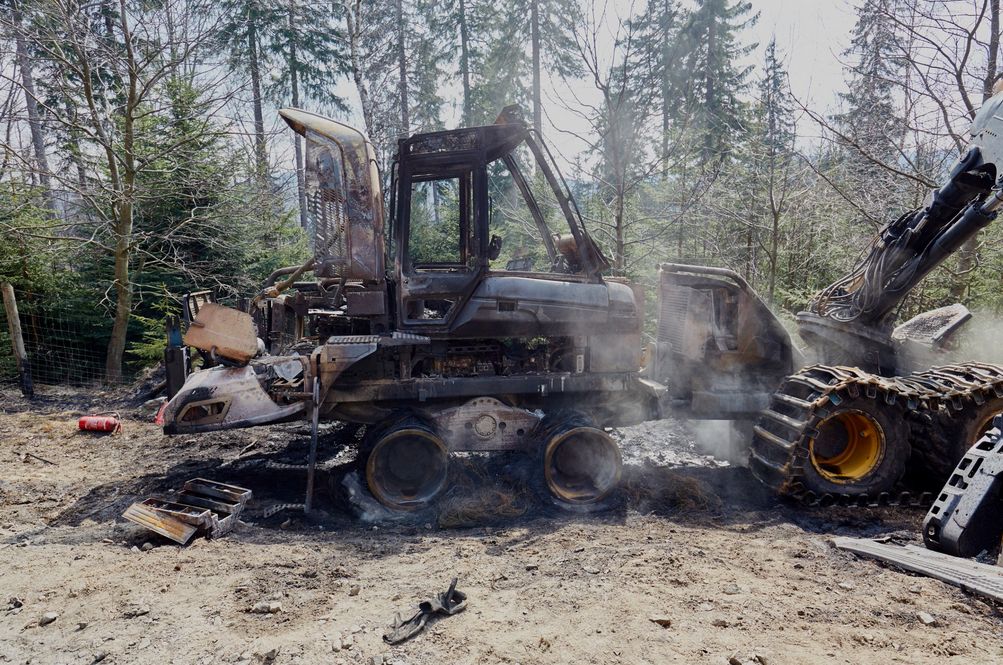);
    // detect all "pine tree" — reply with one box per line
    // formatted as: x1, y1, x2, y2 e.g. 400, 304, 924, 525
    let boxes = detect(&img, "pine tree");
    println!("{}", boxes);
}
836, 0, 904, 181
677, 0, 758, 165
265, 0, 348, 229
